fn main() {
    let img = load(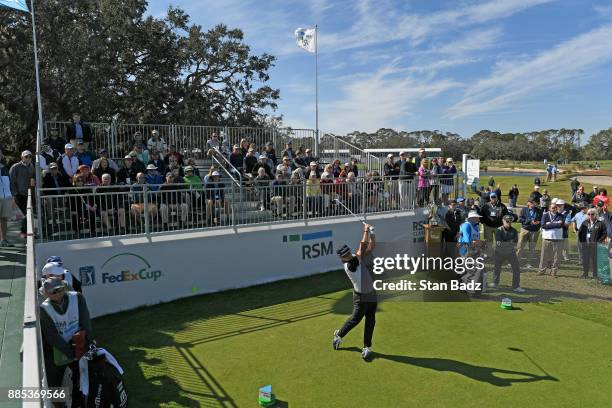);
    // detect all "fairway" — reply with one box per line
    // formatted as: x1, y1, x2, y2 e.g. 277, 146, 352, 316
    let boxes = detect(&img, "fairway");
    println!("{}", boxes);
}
94, 271, 612, 408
